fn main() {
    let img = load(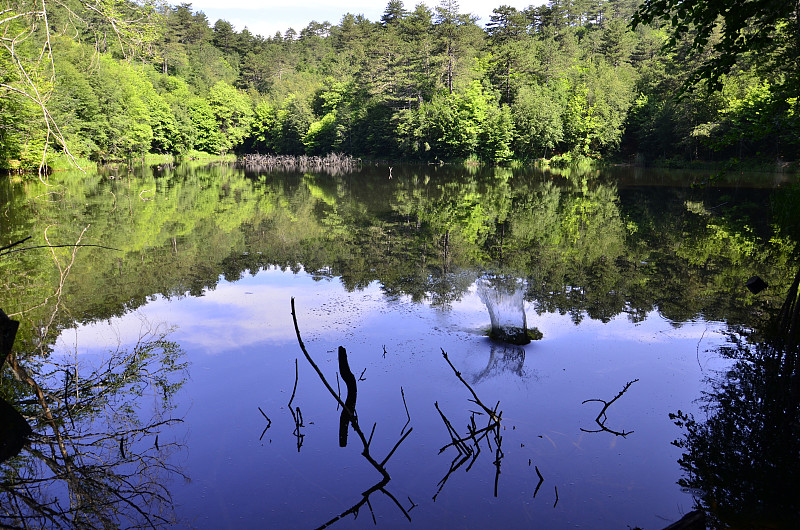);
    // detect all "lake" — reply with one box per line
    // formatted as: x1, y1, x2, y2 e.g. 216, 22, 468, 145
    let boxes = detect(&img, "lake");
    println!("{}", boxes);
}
1, 162, 798, 529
